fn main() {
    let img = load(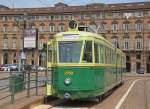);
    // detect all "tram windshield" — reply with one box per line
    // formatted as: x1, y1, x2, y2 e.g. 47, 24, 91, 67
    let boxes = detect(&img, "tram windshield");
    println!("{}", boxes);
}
59, 41, 82, 63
